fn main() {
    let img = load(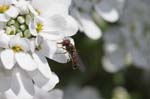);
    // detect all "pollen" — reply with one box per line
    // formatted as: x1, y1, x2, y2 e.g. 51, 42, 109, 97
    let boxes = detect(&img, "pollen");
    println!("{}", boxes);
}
12, 45, 23, 52
35, 9, 41, 15
0, 5, 10, 13
36, 22, 43, 33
